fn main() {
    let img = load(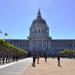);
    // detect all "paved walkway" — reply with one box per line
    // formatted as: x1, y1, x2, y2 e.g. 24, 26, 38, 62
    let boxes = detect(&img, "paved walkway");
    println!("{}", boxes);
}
23, 58, 75, 75
0, 58, 32, 75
